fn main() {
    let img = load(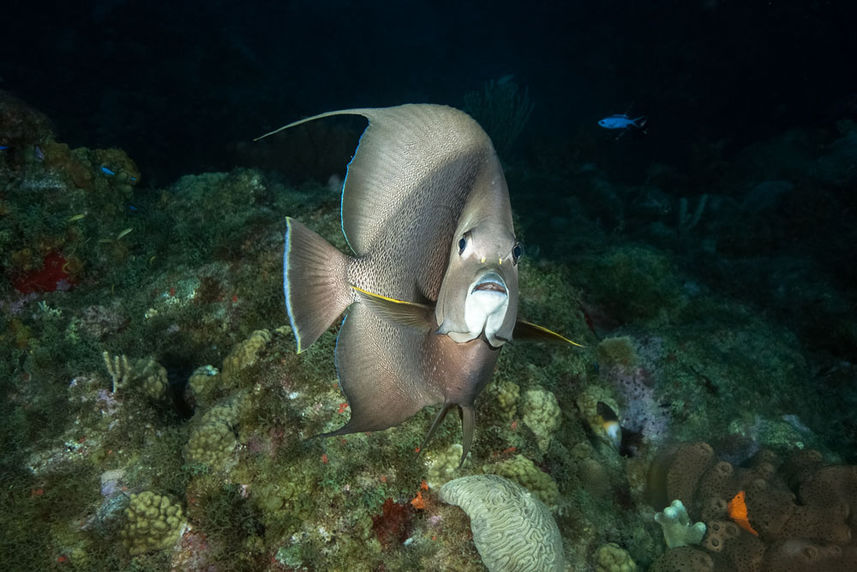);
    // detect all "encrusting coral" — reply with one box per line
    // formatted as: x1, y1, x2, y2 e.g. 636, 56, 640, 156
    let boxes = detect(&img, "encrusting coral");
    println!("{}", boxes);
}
492, 379, 520, 420
221, 329, 272, 386
120, 491, 186, 556
184, 396, 246, 470
648, 442, 857, 570
521, 387, 561, 452
425, 443, 466, 489
594, 542, 639, 572
482, 454, 560, 507
439, 474, 564, 572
